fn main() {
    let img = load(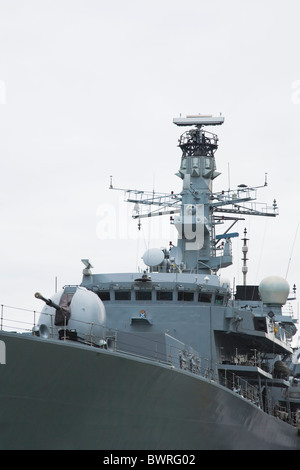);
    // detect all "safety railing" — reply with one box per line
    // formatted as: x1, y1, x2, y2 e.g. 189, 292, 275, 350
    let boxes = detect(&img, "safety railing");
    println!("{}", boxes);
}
1, 303, 298, 427
0, 304, 40, 333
